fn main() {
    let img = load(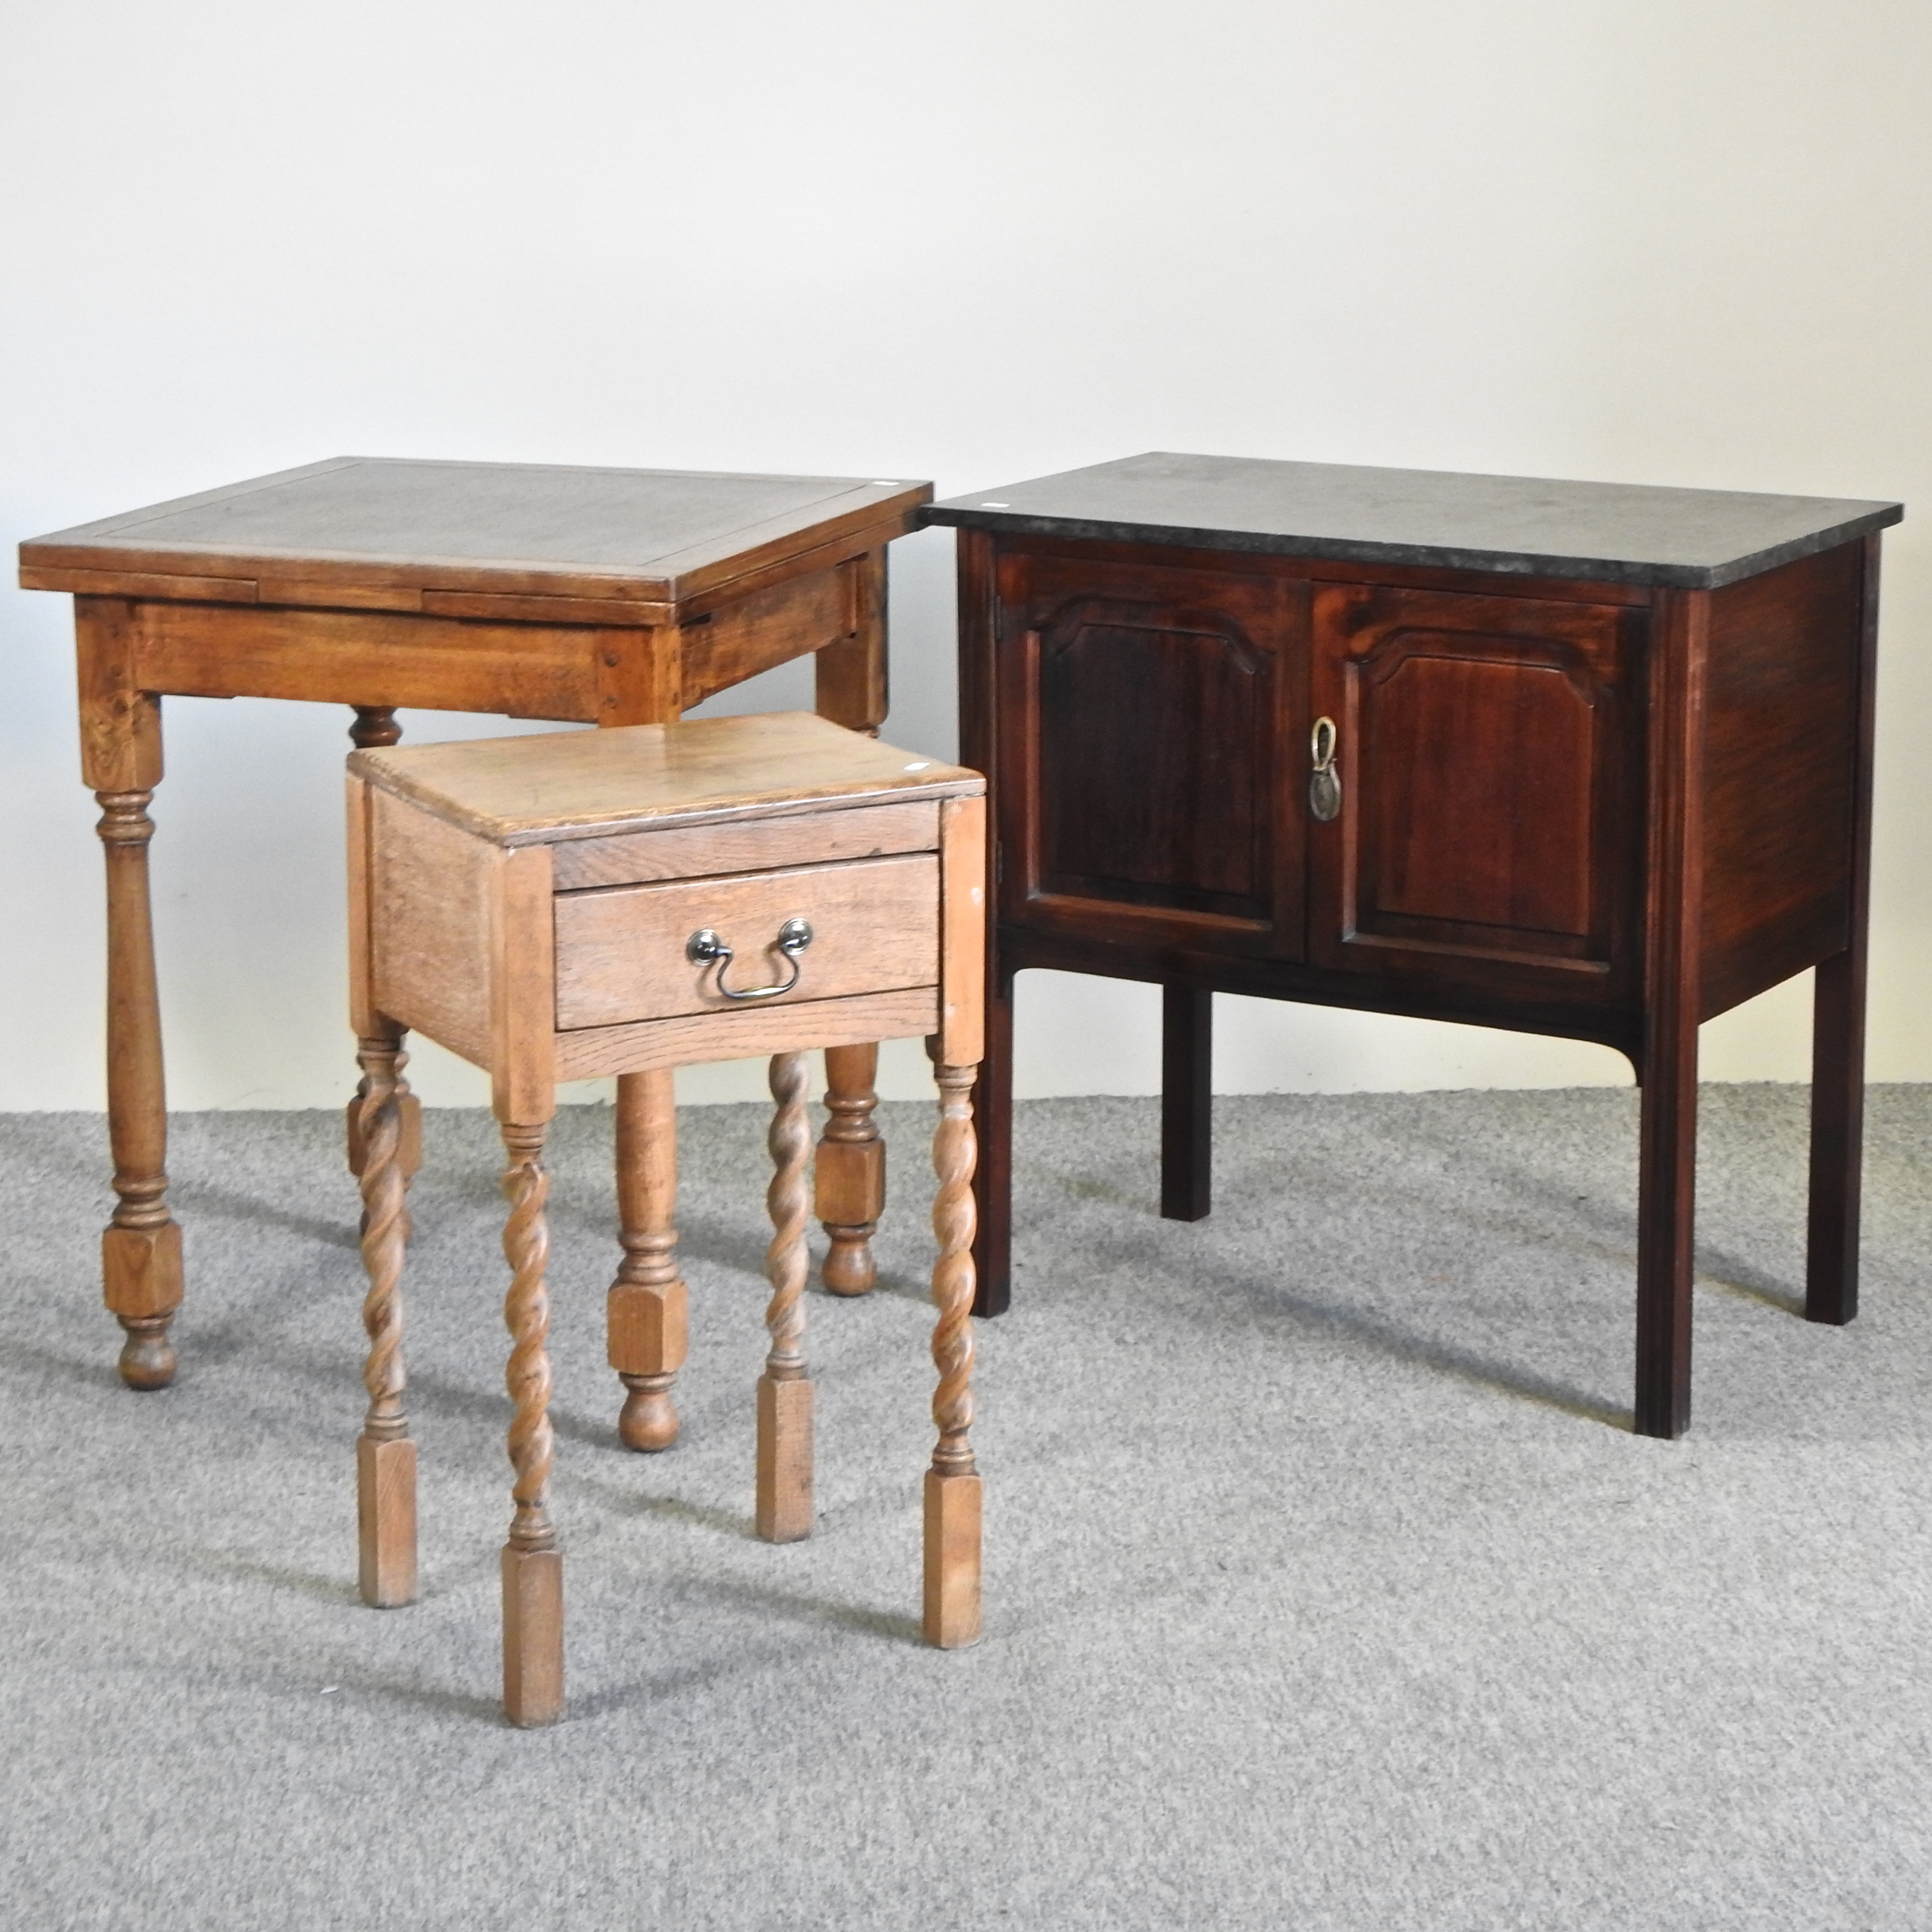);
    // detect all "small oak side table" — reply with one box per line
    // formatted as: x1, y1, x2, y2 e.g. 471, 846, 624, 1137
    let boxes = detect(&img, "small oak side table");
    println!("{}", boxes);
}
925, 452, 1903, 1440
346, 711, 986, 1725
19, 458, 931, 1429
